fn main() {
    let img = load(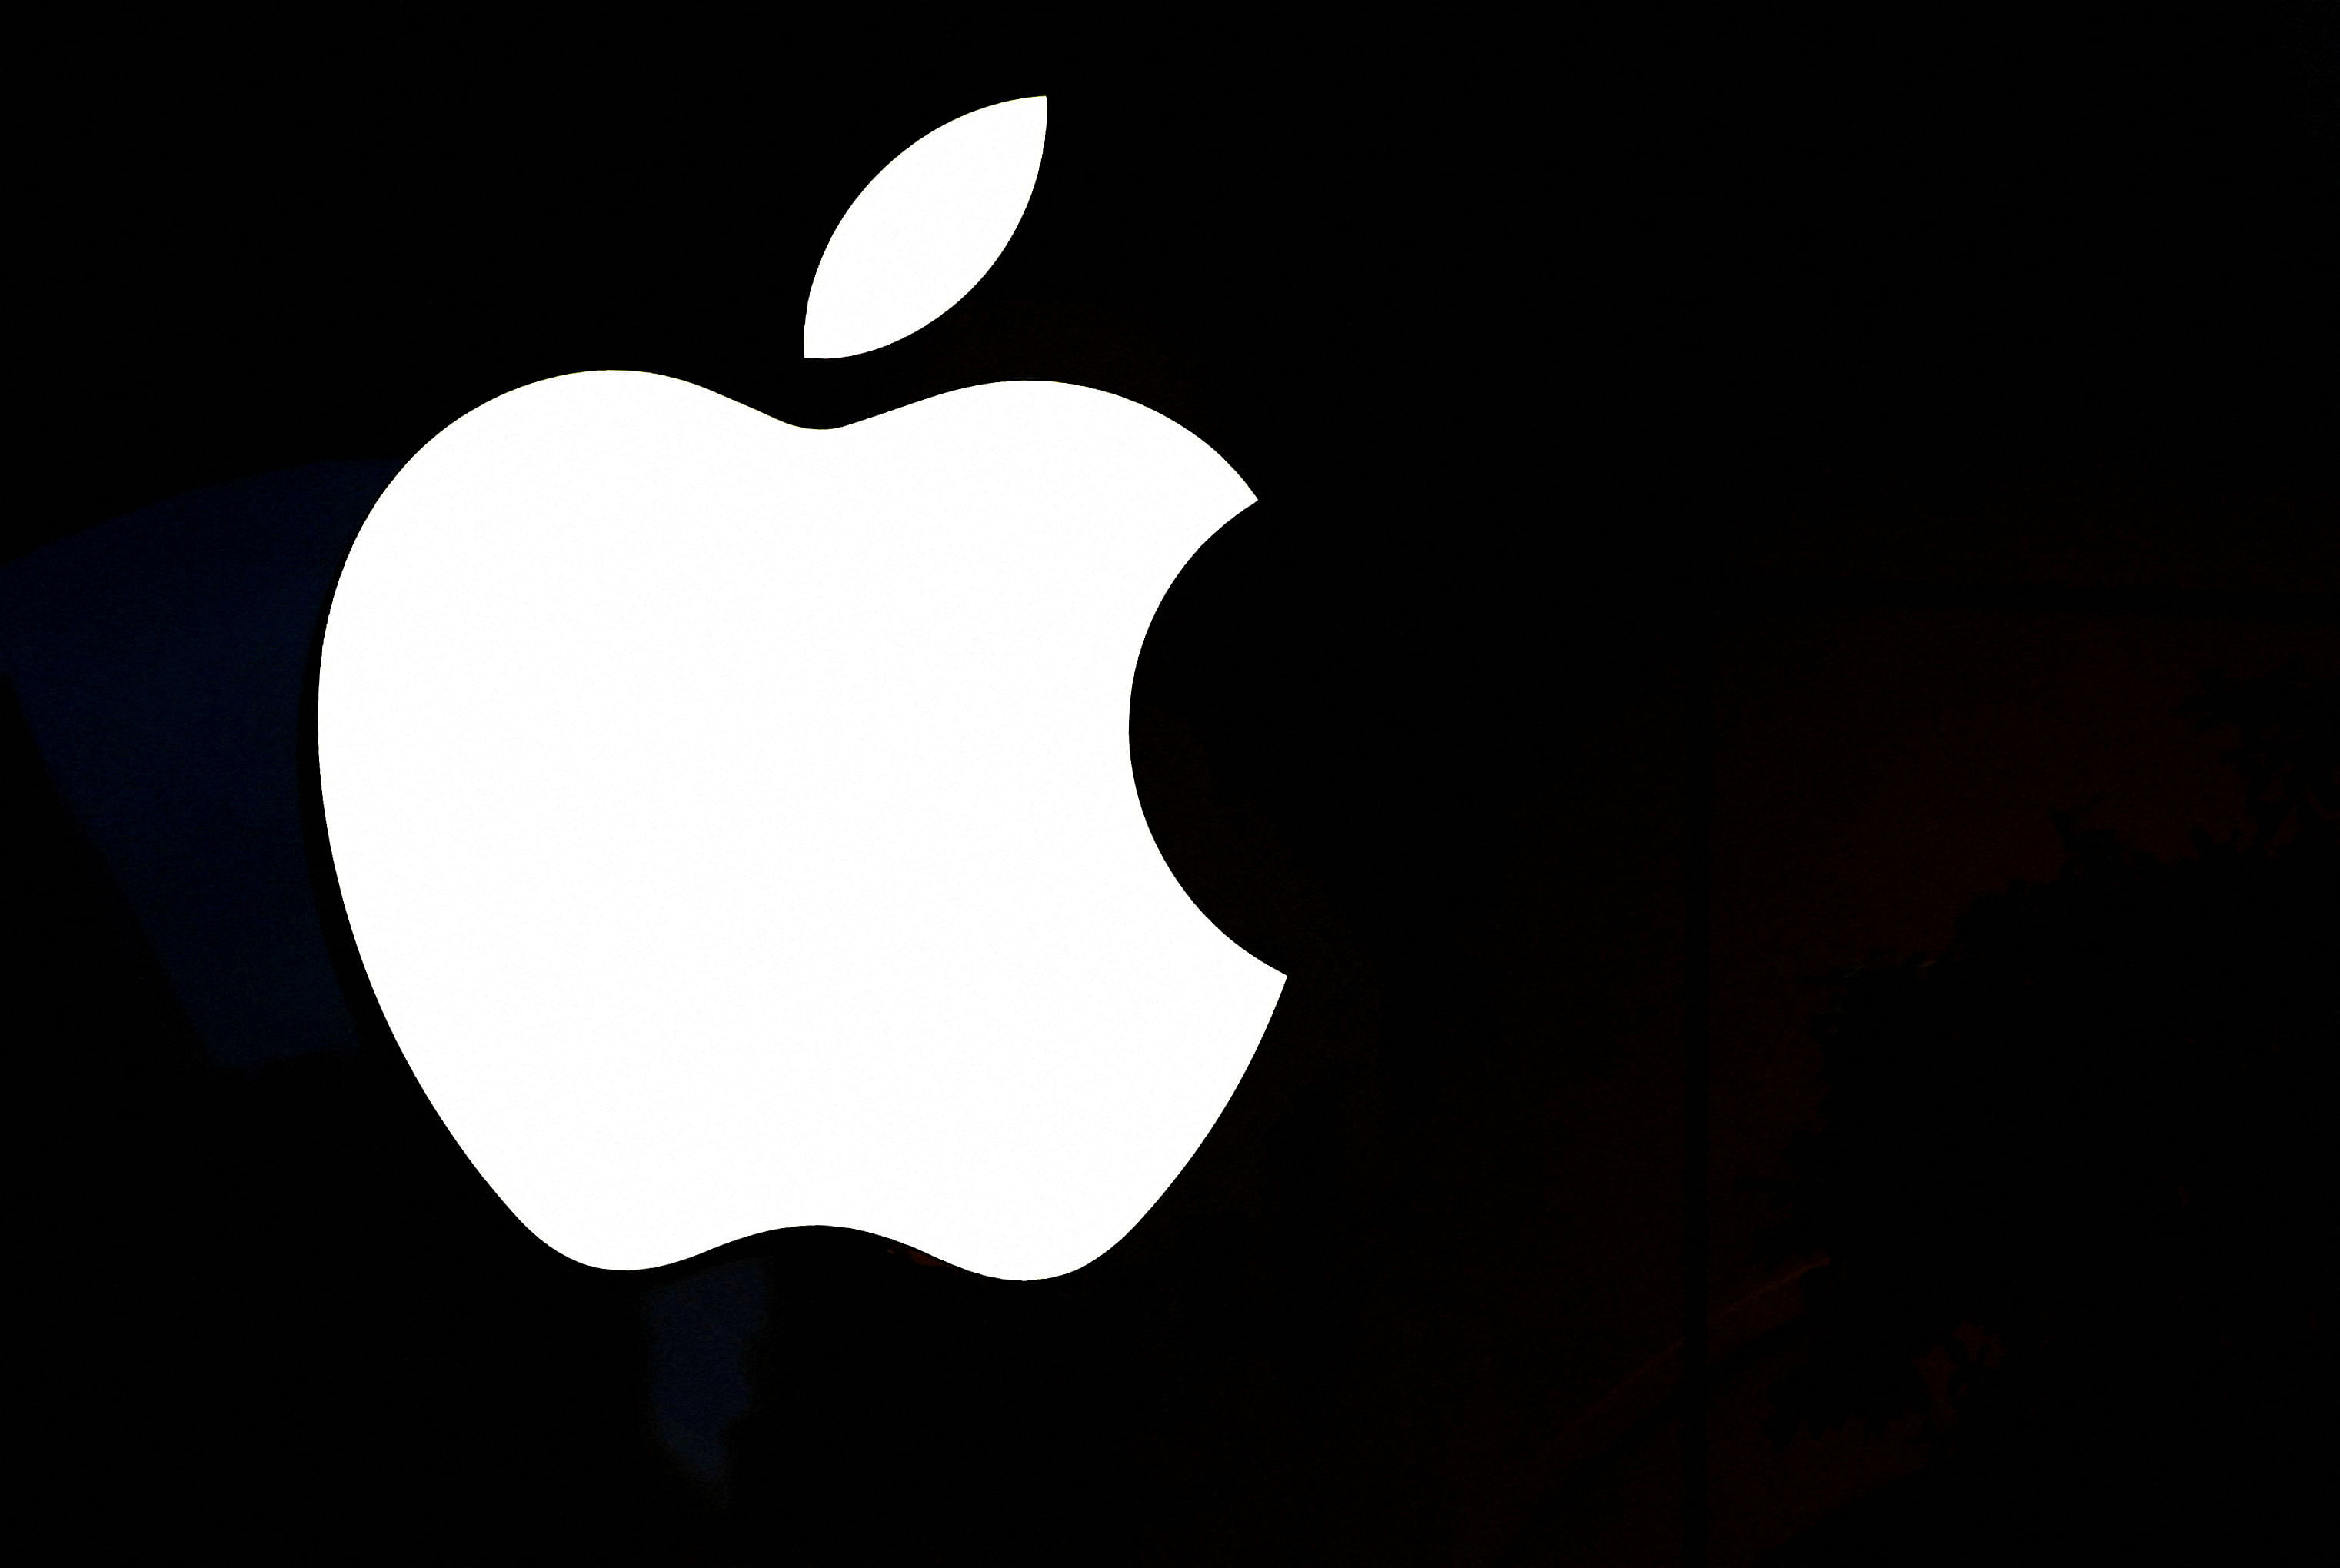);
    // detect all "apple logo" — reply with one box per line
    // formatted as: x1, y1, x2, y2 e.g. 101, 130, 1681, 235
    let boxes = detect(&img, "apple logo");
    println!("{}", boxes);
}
317, 97, 1286, 1282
